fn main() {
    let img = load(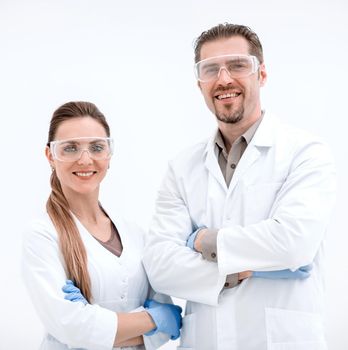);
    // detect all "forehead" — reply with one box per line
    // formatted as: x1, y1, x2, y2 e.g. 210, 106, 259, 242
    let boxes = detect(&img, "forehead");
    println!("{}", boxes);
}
54, 117, 107, 140
199, 36, 251, 61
